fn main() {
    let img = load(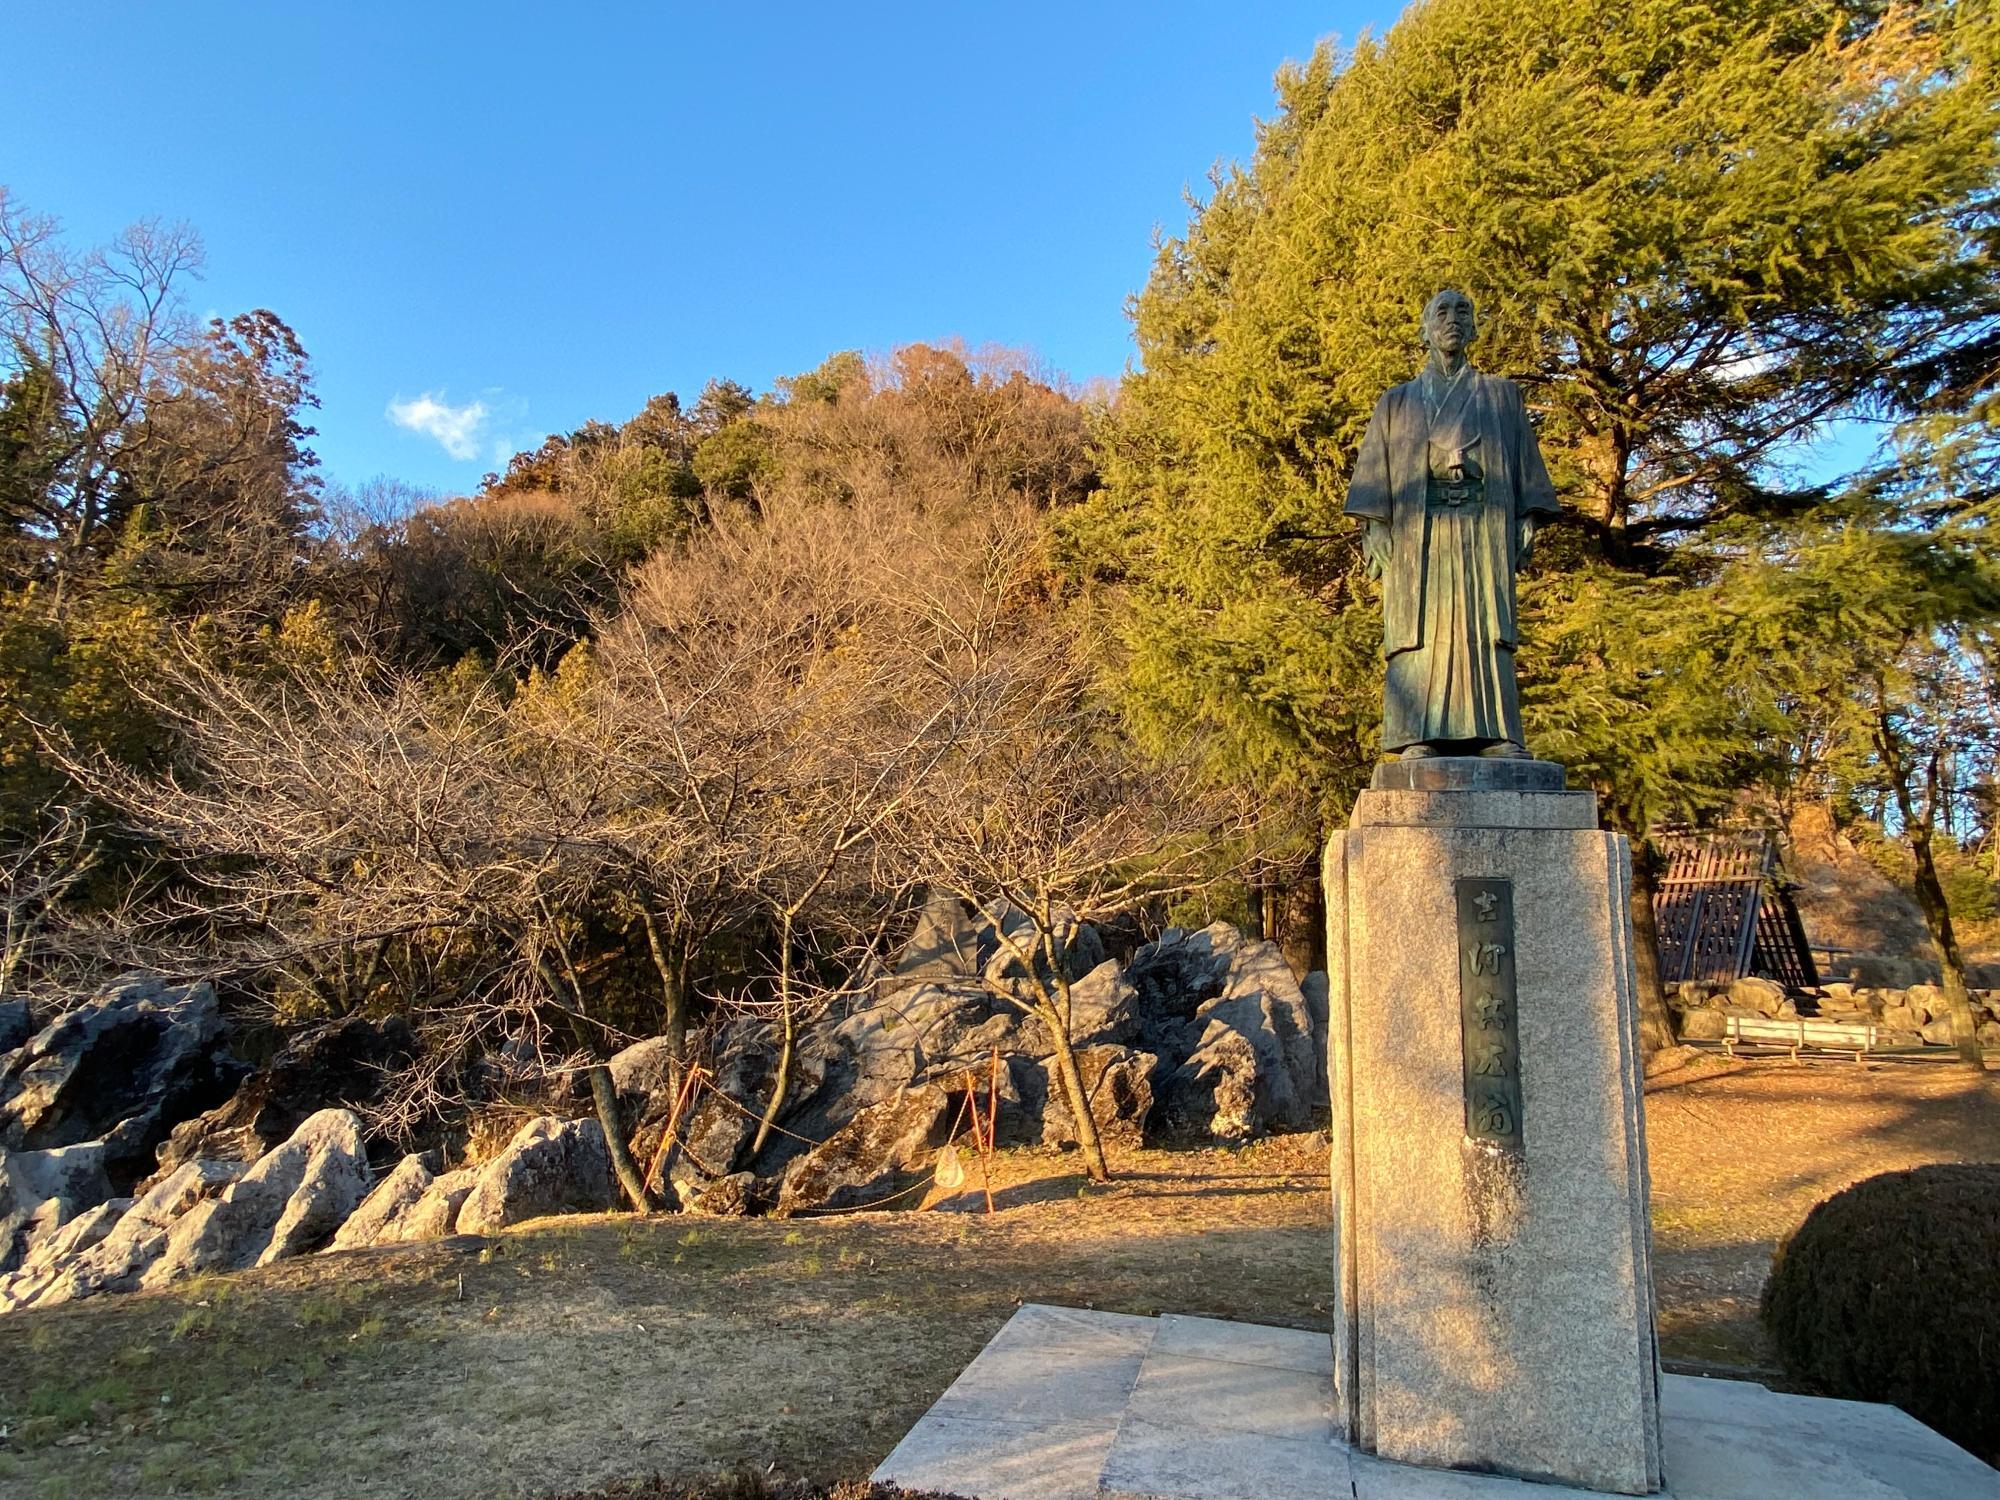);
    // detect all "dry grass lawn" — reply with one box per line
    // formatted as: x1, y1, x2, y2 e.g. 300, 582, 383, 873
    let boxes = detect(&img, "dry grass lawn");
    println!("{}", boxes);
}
0, 1056, 1994, 1500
